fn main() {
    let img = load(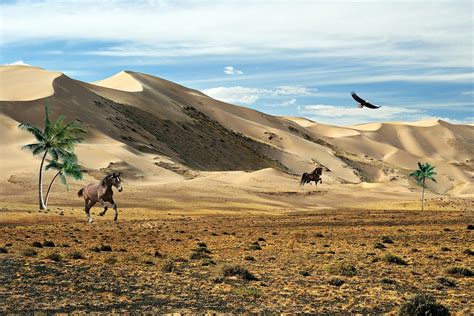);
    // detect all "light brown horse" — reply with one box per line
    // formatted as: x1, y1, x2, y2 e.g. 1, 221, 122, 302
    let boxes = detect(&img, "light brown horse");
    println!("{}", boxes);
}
78, 172, 123, 223
300, 167, 323, 187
